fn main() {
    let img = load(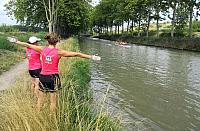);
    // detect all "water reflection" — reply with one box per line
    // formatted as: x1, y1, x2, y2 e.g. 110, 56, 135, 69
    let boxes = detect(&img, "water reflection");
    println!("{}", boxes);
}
79, 38, 200, 131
